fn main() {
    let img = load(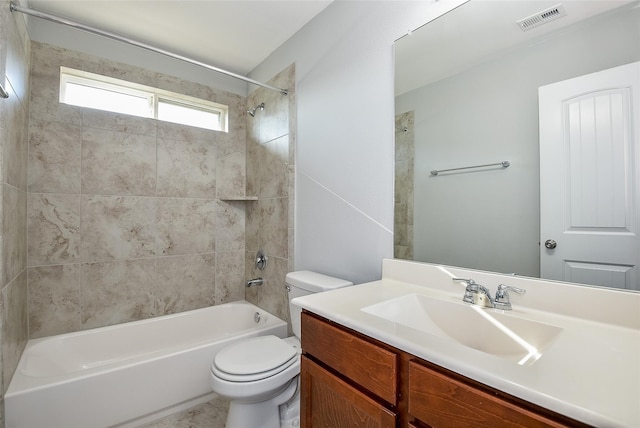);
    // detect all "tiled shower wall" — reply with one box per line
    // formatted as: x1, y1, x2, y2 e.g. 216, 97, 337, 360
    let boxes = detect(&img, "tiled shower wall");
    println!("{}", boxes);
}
0, 0, 30, 424
26, 42, 250, 338
394, 111, 414, 260
245, 65, 295, 325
